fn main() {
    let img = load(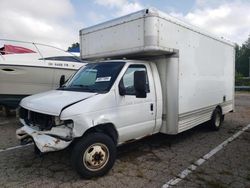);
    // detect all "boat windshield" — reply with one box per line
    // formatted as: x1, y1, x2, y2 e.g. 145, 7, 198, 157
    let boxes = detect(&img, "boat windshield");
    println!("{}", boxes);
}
0, 39, 83, 63
59, 62, 125, 93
